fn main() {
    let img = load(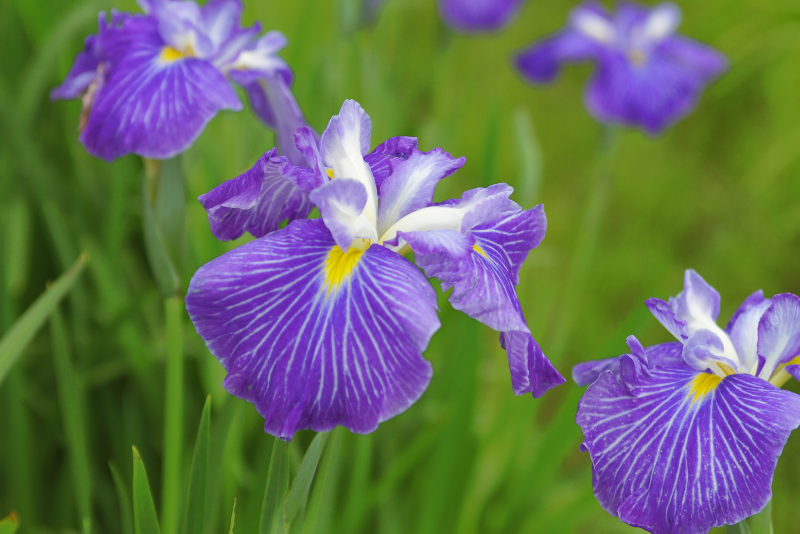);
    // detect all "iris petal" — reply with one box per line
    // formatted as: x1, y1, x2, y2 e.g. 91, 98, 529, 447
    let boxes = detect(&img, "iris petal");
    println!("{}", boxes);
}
186, 219, 440, 440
